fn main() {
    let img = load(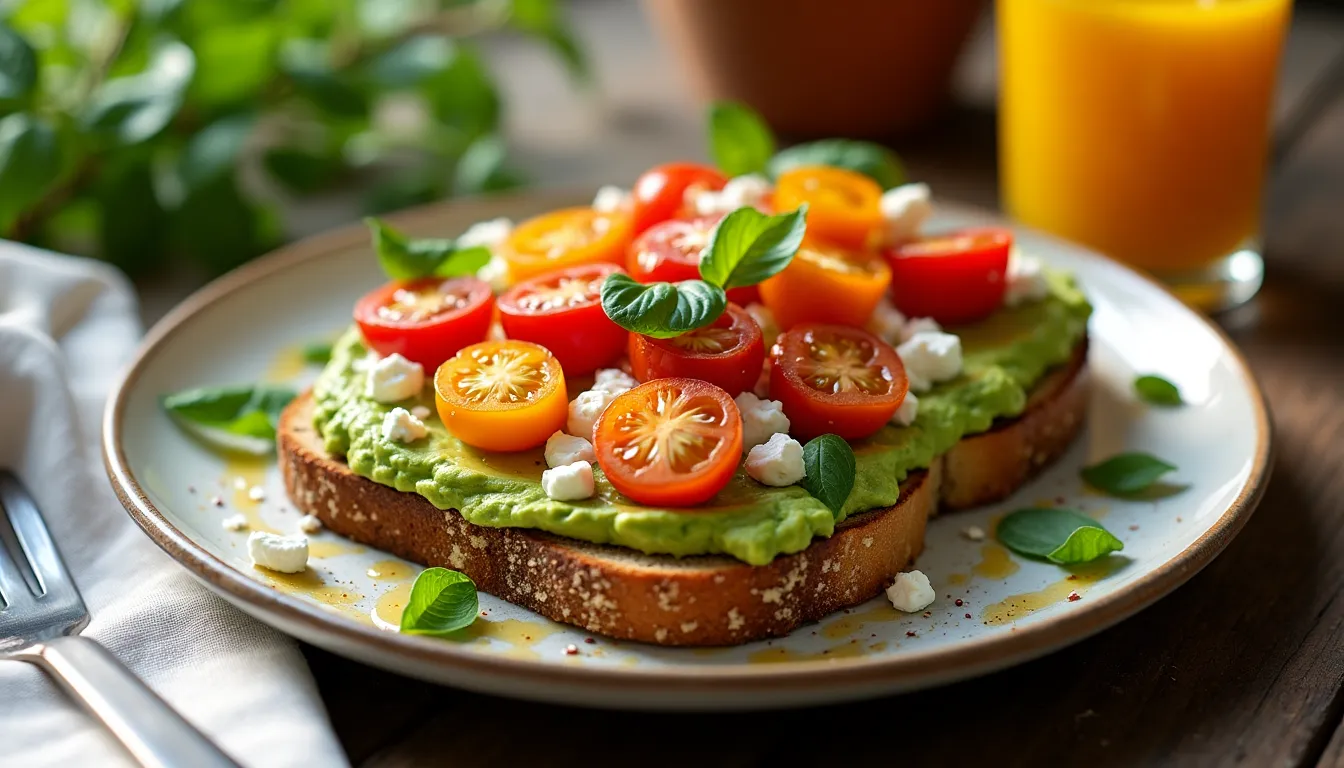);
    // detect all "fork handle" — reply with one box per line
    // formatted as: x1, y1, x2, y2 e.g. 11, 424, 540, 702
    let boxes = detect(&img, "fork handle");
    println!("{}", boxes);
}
21, 635, 240, 768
